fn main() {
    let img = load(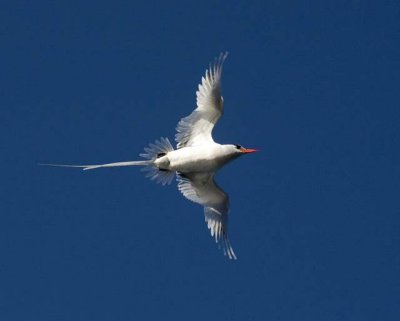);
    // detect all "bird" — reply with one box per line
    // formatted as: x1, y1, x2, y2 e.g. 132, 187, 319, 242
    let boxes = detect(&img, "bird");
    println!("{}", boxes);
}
41, 52, 258, 259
